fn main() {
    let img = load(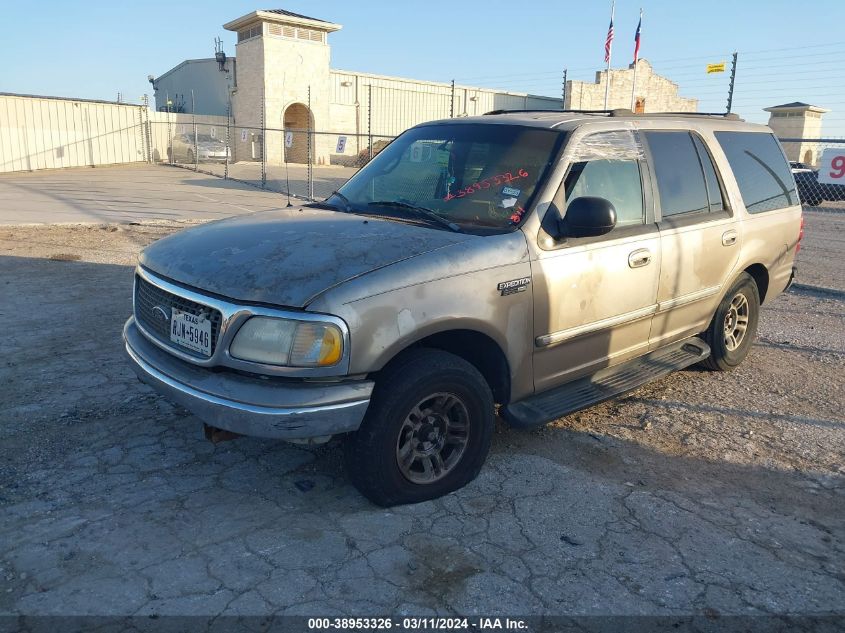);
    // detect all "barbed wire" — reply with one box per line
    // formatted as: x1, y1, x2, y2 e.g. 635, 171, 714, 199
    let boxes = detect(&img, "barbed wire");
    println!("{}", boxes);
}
454, 40, 845, 84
